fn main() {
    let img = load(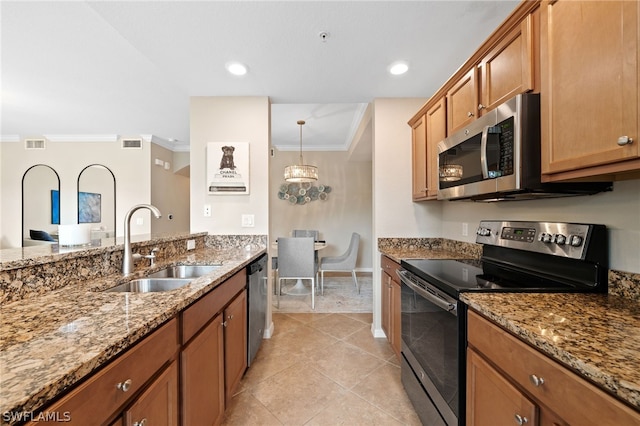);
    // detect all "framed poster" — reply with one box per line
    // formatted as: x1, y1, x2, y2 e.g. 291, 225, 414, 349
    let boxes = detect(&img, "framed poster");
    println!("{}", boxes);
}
207, 142, 249, 195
